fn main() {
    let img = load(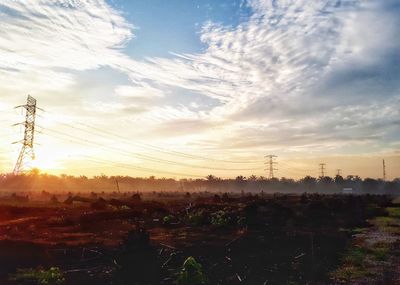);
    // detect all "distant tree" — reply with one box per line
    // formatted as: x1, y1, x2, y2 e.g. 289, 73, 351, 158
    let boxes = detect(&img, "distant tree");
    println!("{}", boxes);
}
384, 181, 399, 193
29, 168, 40, 176
206, 175, 217, 182
50, 195, 59, 204
300, 176, 317, 191
235, 176, 246, 190
362, 178, 380, 193
280, 177, 295, 184
206, 175, 221, 191
318, 176, 333, 184
235, 176, 246, 182
334, 175, 344, 185
248, 175, 258, 181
